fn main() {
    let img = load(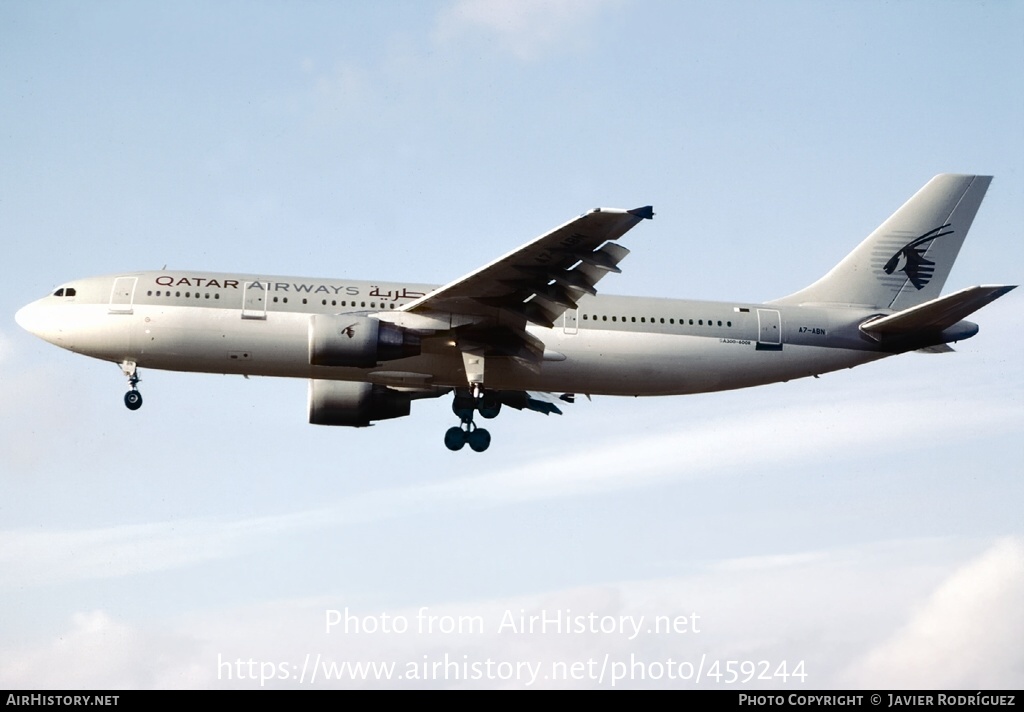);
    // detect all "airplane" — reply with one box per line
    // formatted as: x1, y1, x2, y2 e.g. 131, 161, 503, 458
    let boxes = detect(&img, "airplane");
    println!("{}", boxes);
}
14, 174, 1016, 452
